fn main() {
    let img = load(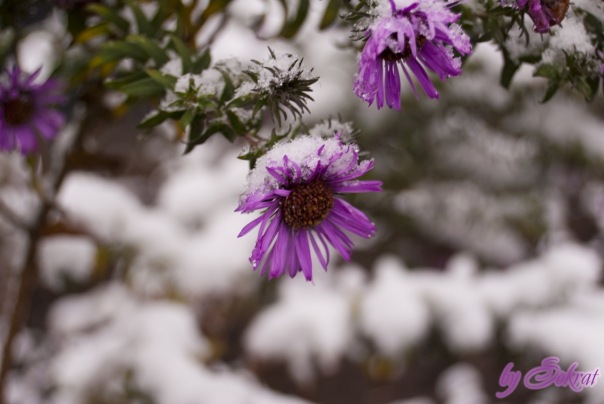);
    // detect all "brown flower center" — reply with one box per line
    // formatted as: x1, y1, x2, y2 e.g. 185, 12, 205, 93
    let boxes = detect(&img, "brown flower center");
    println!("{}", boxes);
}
282, 180, 334, 229
542, 0, 570, 25
3, 92, 35, 126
